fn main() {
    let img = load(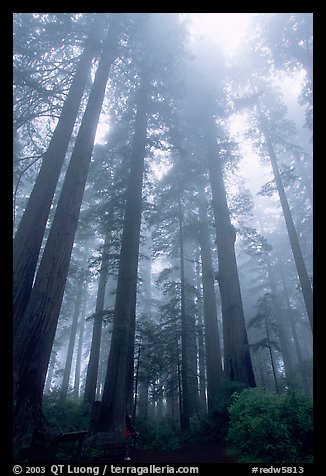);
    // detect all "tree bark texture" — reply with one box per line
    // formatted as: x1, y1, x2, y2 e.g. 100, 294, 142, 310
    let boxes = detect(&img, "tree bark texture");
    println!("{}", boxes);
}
13, 24, 119, 442
13, 23, 102, 336
205, 114, 256, 388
